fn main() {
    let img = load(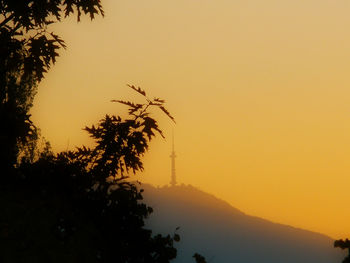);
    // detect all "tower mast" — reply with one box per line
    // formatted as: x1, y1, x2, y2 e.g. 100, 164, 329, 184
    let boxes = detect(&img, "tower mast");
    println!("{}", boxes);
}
170, 132, 177, 187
